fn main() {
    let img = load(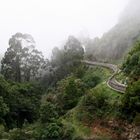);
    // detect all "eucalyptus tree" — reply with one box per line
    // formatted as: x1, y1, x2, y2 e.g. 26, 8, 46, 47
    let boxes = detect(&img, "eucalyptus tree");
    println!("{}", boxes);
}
1, 33, 45, 82
41, 36, 84, 87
